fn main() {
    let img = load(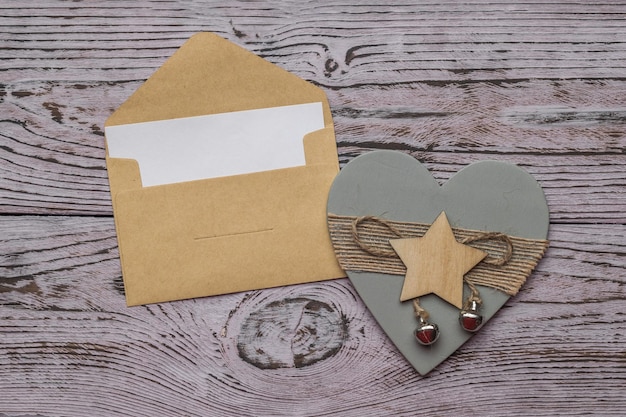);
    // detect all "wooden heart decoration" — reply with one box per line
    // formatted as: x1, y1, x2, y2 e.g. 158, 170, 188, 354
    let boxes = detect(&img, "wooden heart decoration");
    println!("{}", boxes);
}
327, 151, 549, 375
